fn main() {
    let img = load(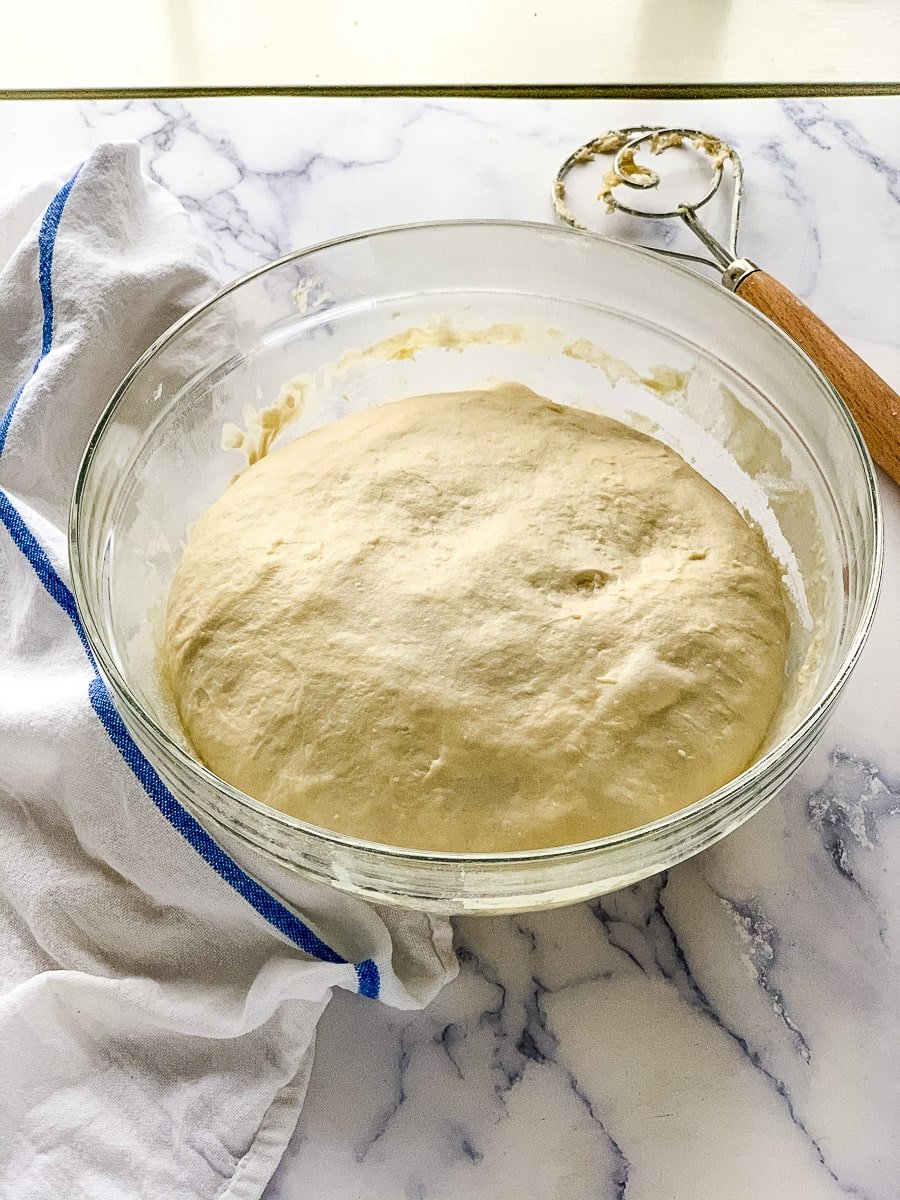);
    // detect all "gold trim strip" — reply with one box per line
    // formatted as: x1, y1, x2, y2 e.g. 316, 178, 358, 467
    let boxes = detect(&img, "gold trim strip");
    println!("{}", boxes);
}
2, 83, 900, 101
